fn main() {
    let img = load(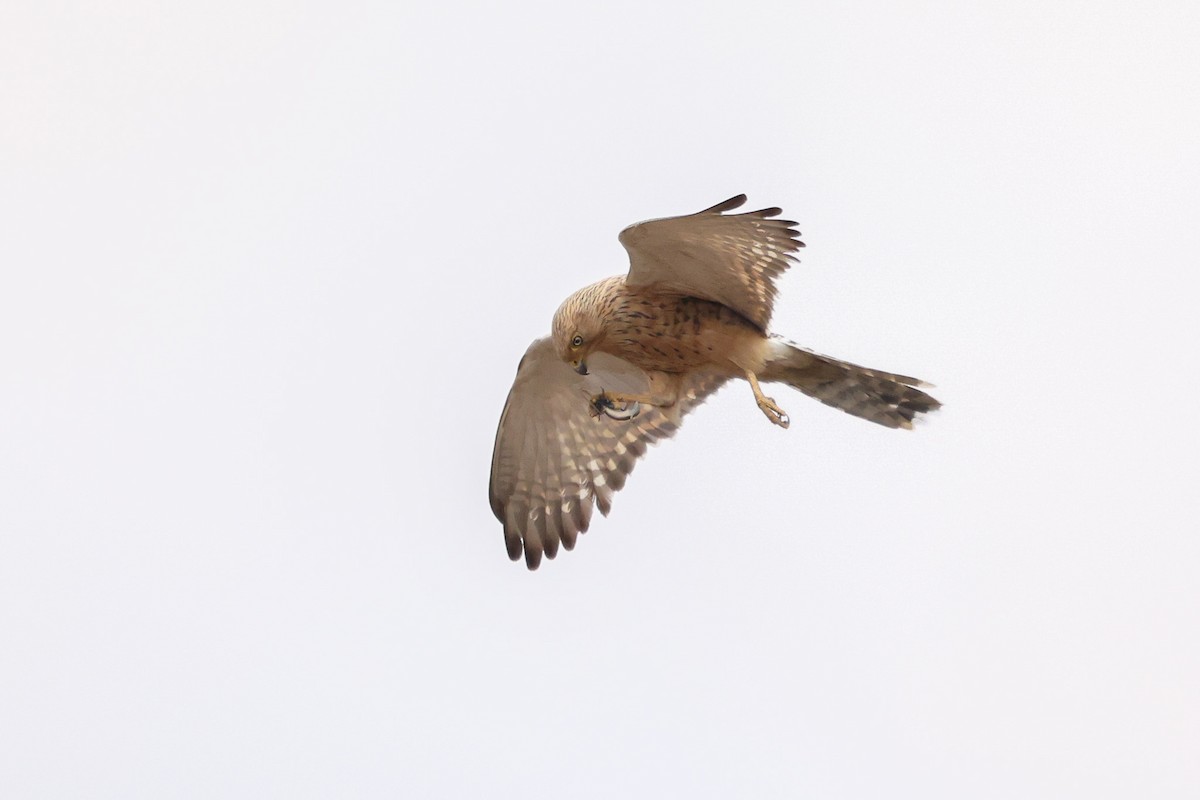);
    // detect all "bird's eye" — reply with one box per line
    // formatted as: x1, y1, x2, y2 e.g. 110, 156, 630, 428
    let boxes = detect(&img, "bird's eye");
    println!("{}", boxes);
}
571, 335, 584, 348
